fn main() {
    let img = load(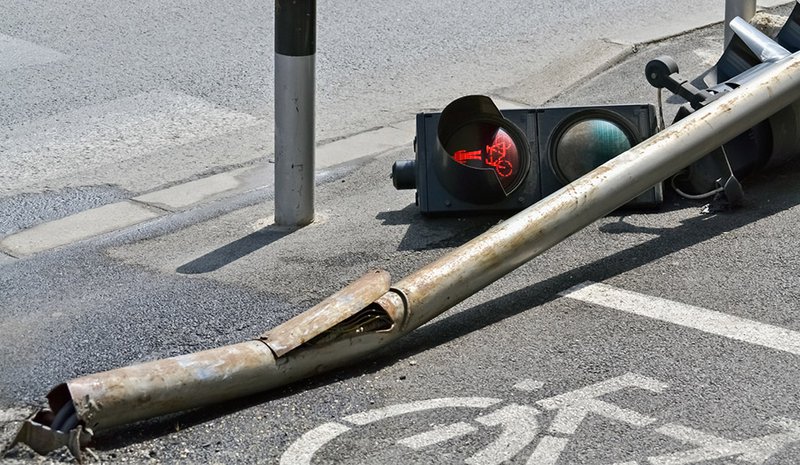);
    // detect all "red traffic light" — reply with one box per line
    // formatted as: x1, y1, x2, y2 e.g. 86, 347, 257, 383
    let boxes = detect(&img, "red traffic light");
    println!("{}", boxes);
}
434, 96, 532, 204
